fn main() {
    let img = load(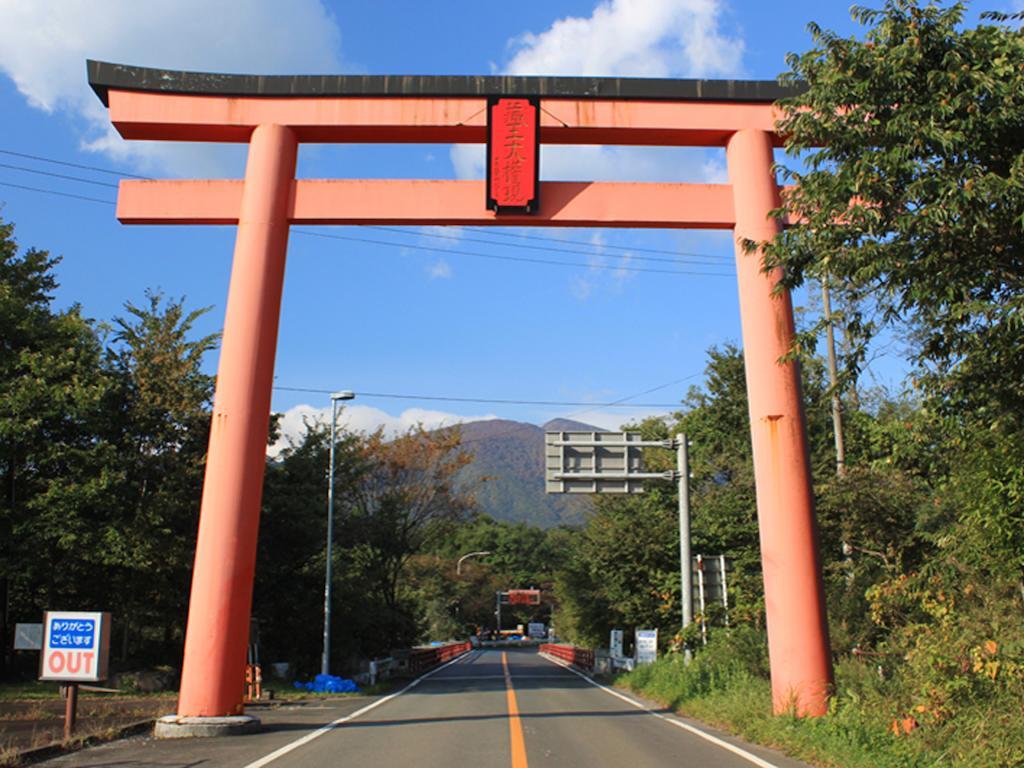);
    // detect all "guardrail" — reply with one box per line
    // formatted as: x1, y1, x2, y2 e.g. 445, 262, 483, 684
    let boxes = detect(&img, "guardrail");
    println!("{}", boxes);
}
408, 641, 472, 675
540, 643, 594, 671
